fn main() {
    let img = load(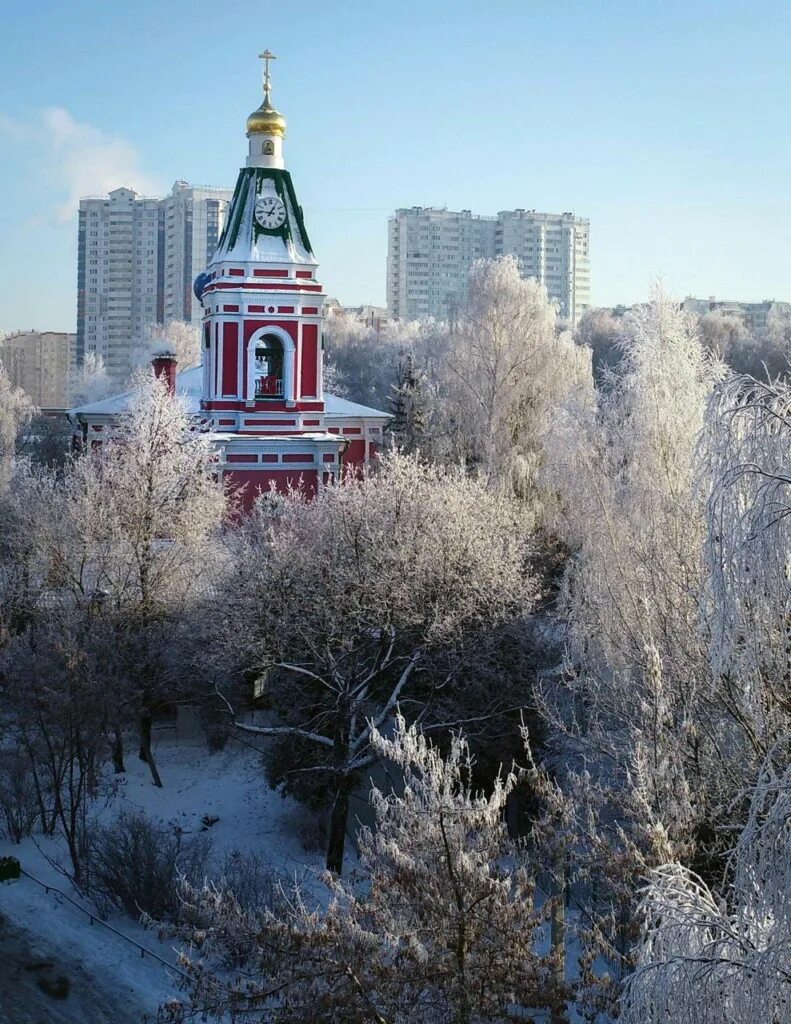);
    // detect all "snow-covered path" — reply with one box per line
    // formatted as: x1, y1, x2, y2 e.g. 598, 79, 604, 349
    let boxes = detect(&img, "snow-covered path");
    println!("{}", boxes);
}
0, 909, 162, 1024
